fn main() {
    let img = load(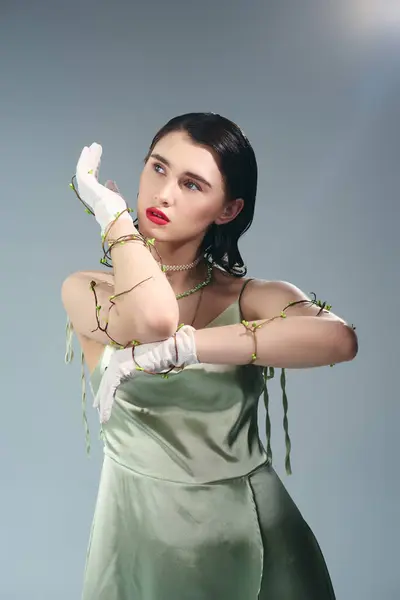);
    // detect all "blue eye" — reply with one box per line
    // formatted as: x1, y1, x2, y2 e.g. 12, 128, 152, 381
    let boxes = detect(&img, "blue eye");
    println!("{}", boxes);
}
185, 180, 201, 192
153, 163, 165, 174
